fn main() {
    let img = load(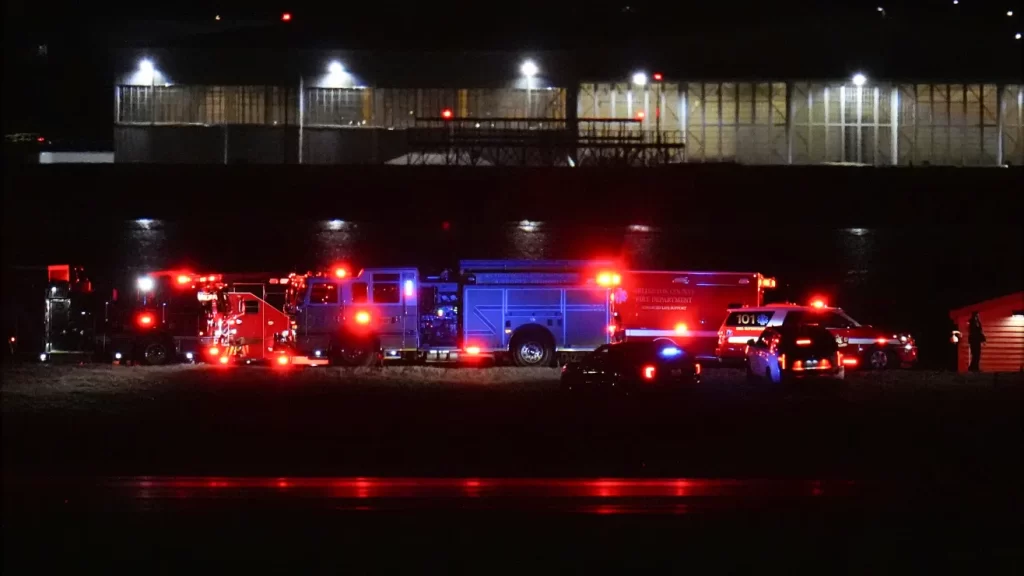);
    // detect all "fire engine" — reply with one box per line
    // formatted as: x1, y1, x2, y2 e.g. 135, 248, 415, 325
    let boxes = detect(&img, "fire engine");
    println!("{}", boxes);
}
31, 265, 290, 365
715, 300, 918, 370
610, 271, 776, 360
207, 260, 619, 367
